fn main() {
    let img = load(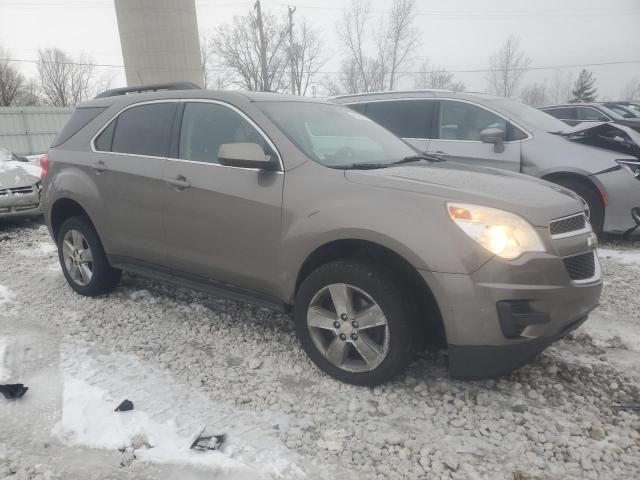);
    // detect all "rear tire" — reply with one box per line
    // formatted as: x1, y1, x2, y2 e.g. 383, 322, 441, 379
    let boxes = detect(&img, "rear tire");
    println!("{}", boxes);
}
57, 216, 121, 296
551, 178, 604, 234
294, 260, 417, 386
